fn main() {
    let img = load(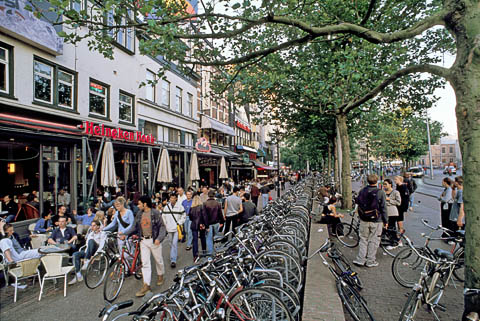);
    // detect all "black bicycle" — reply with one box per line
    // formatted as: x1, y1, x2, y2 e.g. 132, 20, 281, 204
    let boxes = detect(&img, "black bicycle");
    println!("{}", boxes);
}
309, 239, 375, 321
